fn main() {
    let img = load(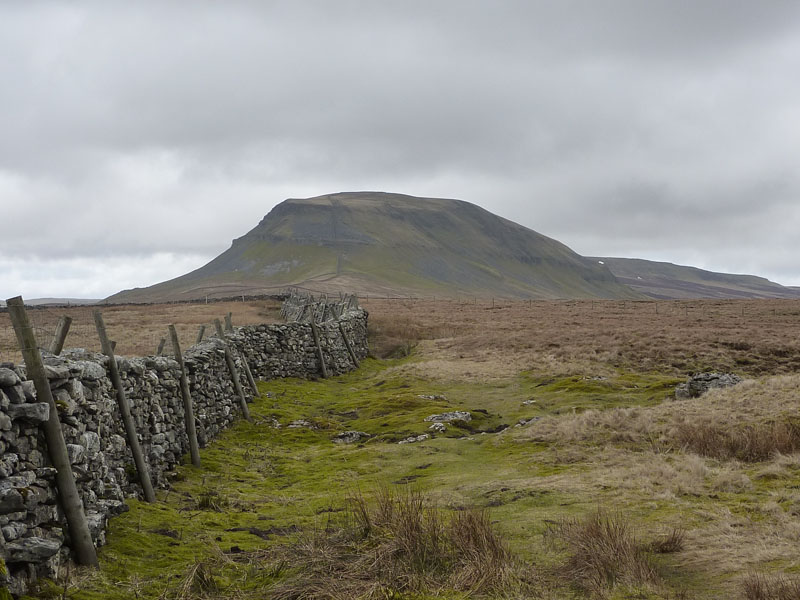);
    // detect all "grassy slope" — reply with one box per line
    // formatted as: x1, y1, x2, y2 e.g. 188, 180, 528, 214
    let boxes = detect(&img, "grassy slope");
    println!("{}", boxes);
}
49, 354, 794, 600
594, 257, 800, 300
